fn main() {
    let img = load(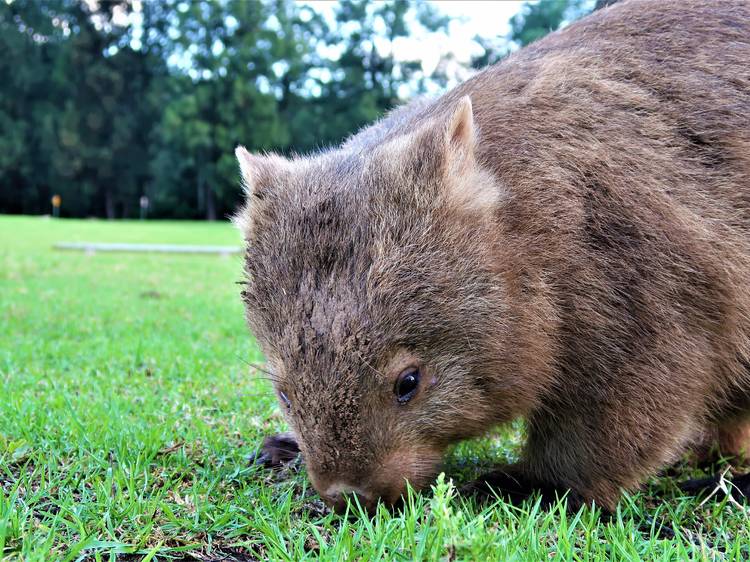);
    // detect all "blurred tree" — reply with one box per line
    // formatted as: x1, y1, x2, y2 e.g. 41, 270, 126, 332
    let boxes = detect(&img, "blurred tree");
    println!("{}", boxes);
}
57, 1, 145, 218
0, 0, 592, 220
0, 0, 165, 218
0, 0, 67, 215
150, 0, 445, 220
509, 0, 590, 47
149, 0, 313, 220
310, 0, 448, 148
